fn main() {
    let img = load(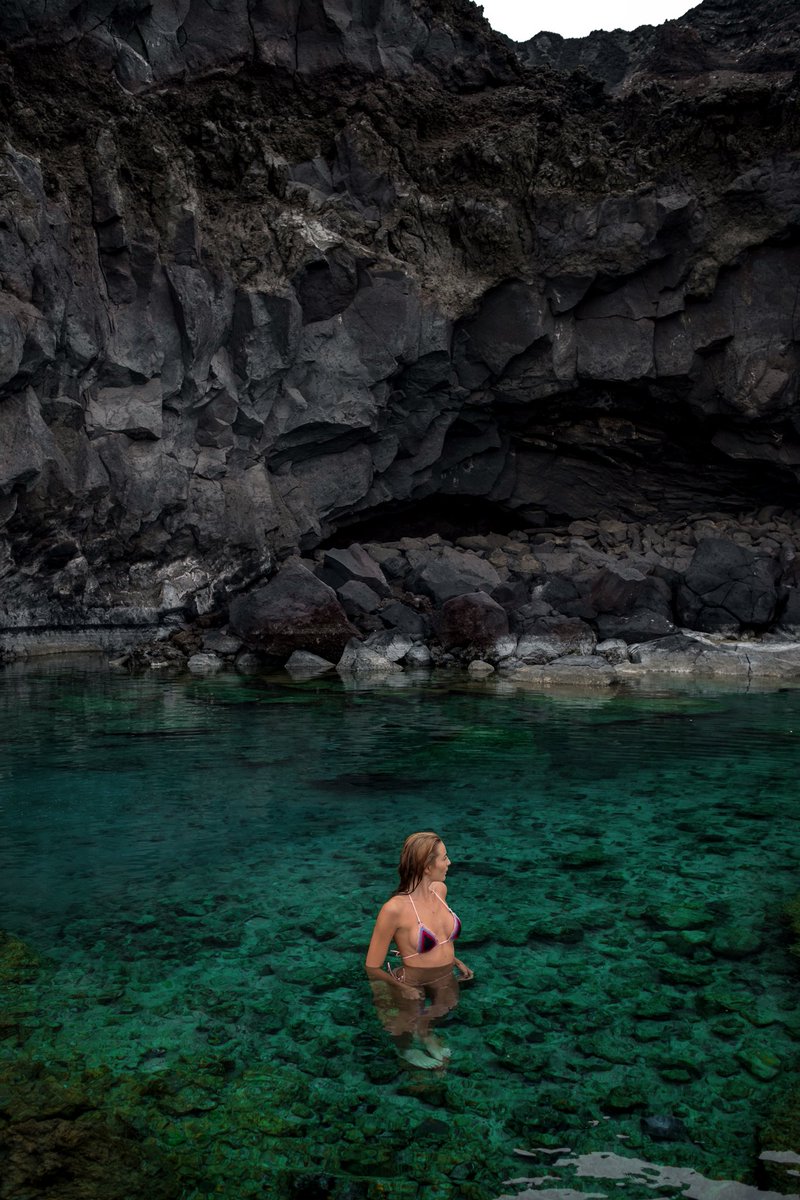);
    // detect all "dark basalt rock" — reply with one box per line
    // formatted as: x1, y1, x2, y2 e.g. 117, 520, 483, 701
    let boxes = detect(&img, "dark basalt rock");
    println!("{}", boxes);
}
321, 544, 391, 598
0, 0, 798, 652
380, 600, 430, 638
406, 548, 503, 606
435, 591, 509, 651
676, 537, 780, 631
228, 560, 359, 662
